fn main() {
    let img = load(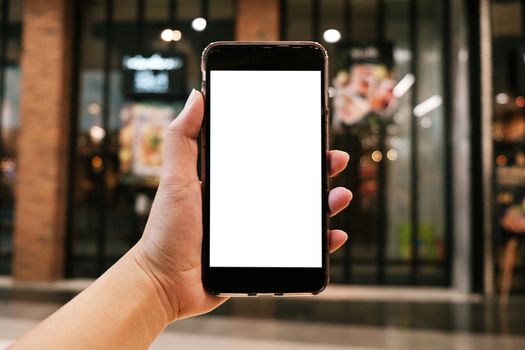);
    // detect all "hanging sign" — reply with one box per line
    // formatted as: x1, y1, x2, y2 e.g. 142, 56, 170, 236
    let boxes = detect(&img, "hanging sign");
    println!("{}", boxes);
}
122, 53, 186, 99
